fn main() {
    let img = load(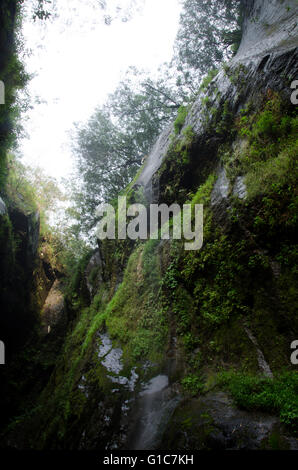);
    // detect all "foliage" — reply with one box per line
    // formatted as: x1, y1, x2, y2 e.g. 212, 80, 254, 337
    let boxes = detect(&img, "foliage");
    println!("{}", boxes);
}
227, 91, 298, 199
188, 237, 251, 325
218, 371, 298, 430
69, 1, 246, 236
199, 68, 219, 91
0, 0, 29, 190
95, 0, 146, 25
26, 0, 145, 24
105, 244, 167, 362
69, 65, 186, 234
174, 0, 243, 77
190, 173, 216, 206
174, 105, 188, 135
181, 374, 204, 395
31, 0, 52, 21
108, 66, 183, 134
5, 155, 65, 235
3, 0, 298, 451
